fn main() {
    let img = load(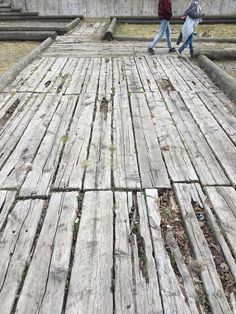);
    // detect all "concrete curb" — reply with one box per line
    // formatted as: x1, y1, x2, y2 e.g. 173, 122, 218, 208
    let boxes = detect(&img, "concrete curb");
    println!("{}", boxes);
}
113, 35, 236, 44
197, 55, 236, 103
0, 31, 57, 41
0, 37, 54, 93
64, 17, 81, 34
